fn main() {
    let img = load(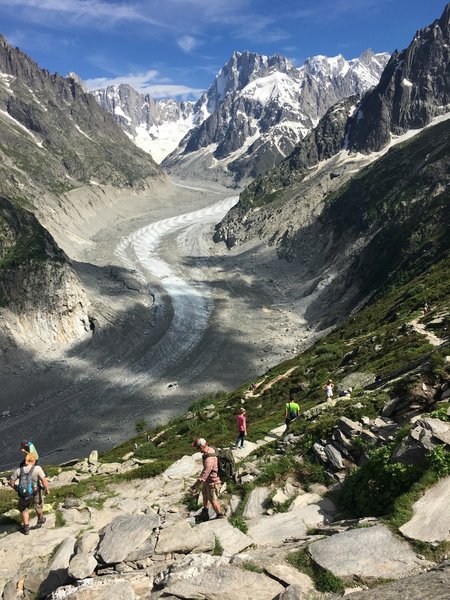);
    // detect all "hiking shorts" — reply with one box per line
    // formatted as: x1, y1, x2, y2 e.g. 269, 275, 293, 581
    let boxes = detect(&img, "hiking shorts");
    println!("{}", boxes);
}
202, 483, 220, 506
18, 491, 42, 513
